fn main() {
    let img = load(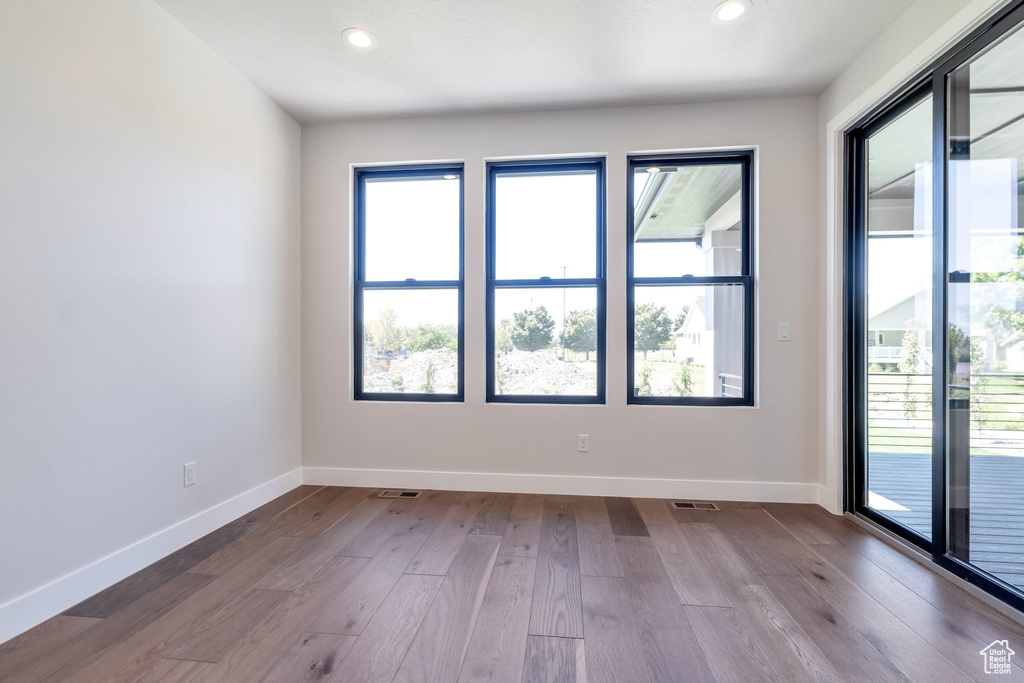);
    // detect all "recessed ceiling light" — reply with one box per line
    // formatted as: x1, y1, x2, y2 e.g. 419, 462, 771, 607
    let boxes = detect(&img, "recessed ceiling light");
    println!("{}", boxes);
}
712, 0, 751, 23
646, 167, 661, 174
443, 174, 458, 180
341, 27, 377, 50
